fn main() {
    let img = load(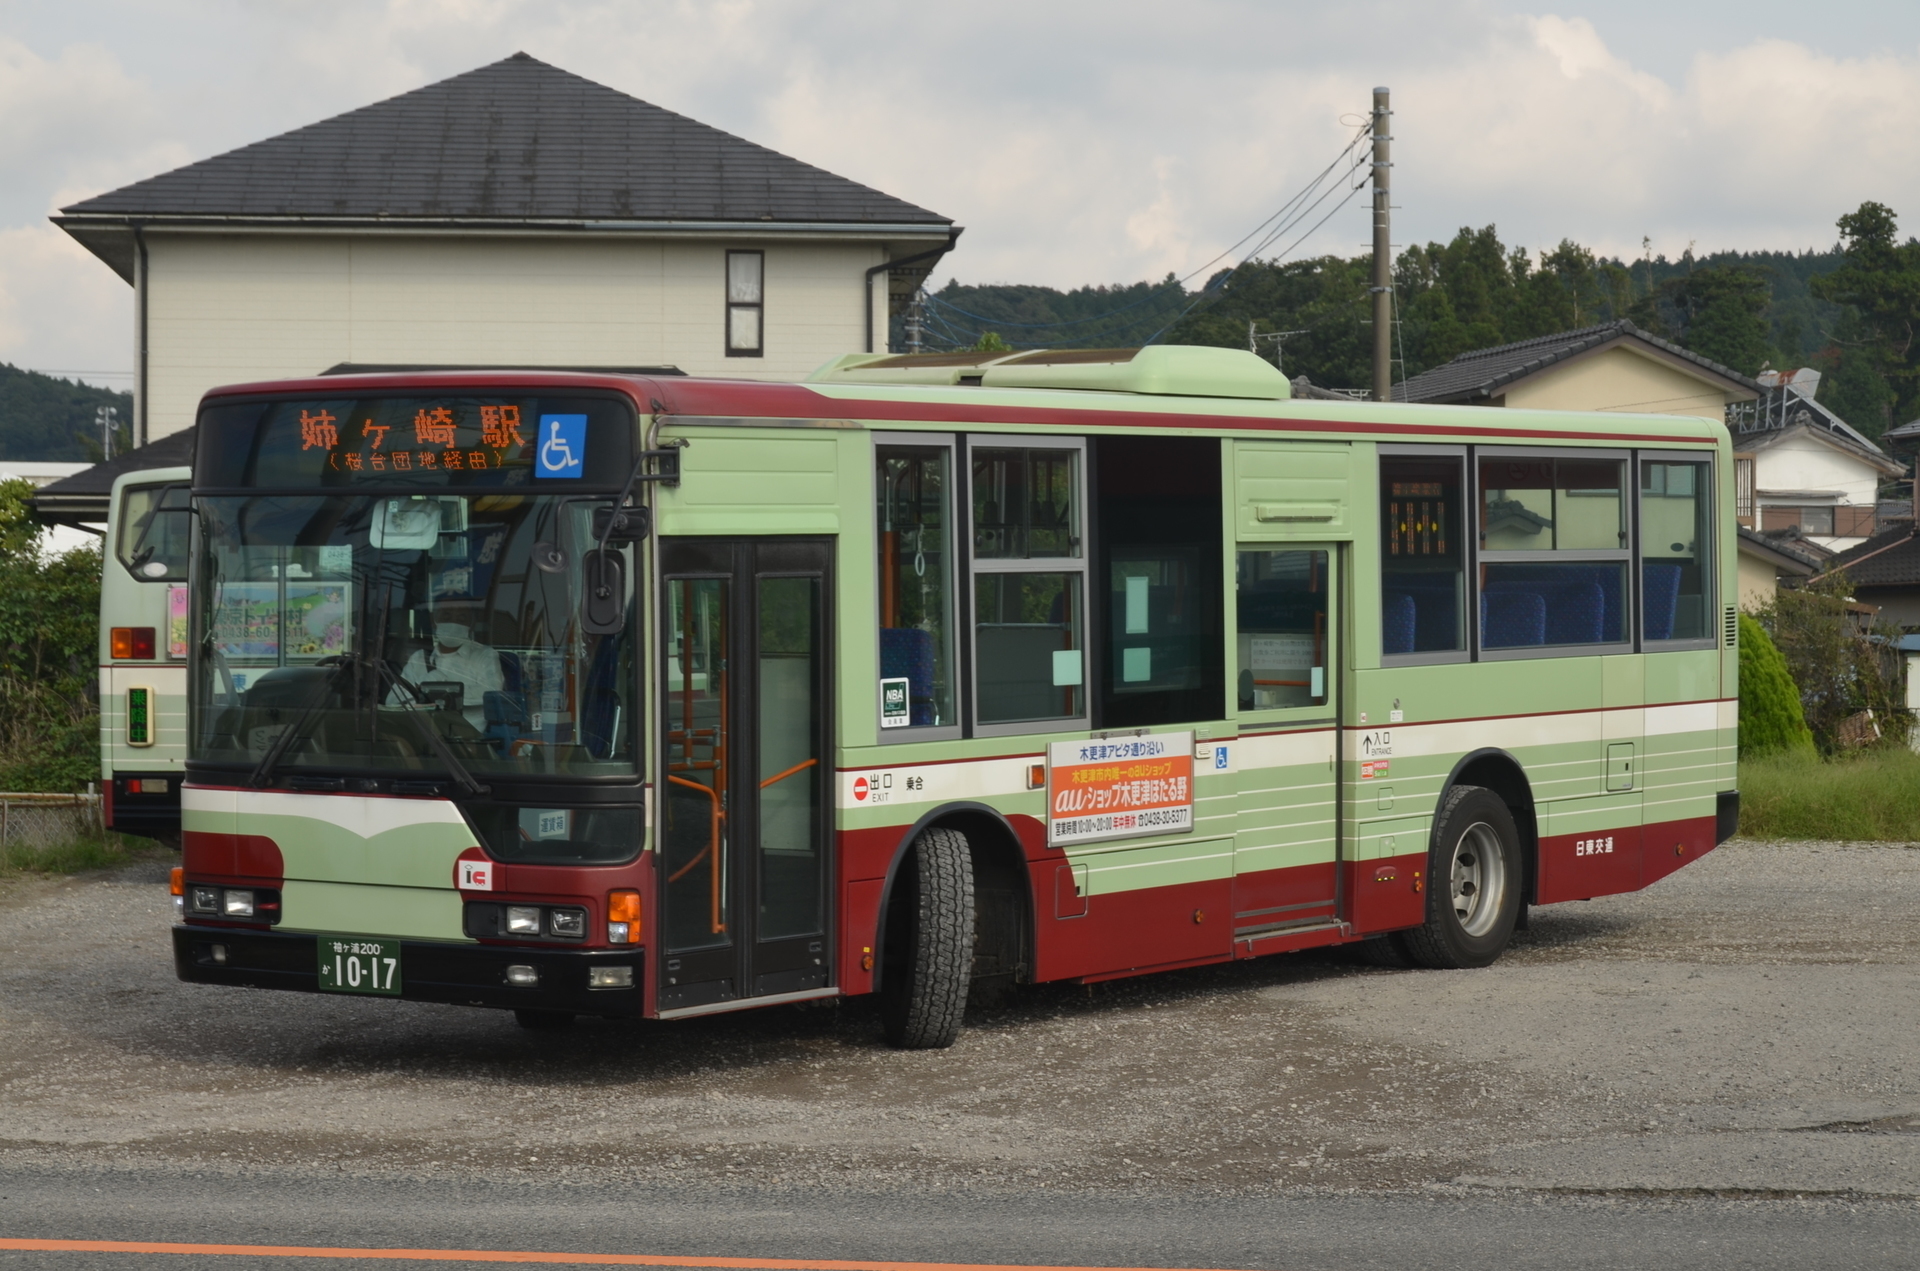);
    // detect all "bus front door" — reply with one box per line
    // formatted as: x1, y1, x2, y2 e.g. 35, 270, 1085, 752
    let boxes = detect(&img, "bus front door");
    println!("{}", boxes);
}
658, 538, 833, 1013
